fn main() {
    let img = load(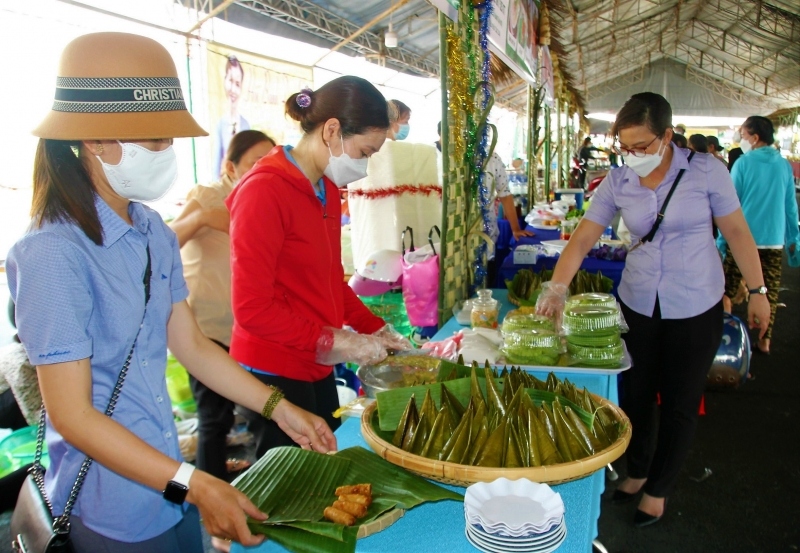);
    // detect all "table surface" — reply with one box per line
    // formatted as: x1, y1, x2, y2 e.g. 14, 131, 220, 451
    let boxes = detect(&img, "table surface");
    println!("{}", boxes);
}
498, 226, 624, 294
233, 291, 620, 553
